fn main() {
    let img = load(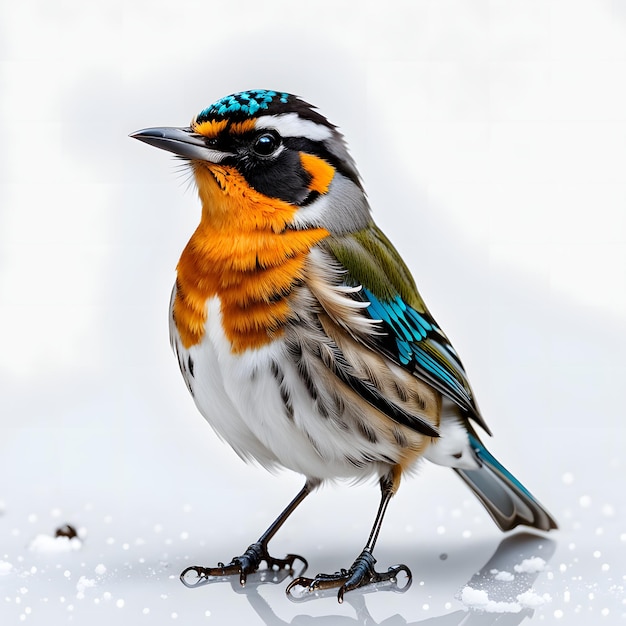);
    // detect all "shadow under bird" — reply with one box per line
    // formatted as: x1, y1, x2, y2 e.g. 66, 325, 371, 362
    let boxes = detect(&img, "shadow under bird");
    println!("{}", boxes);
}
131, 89, 557, 603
